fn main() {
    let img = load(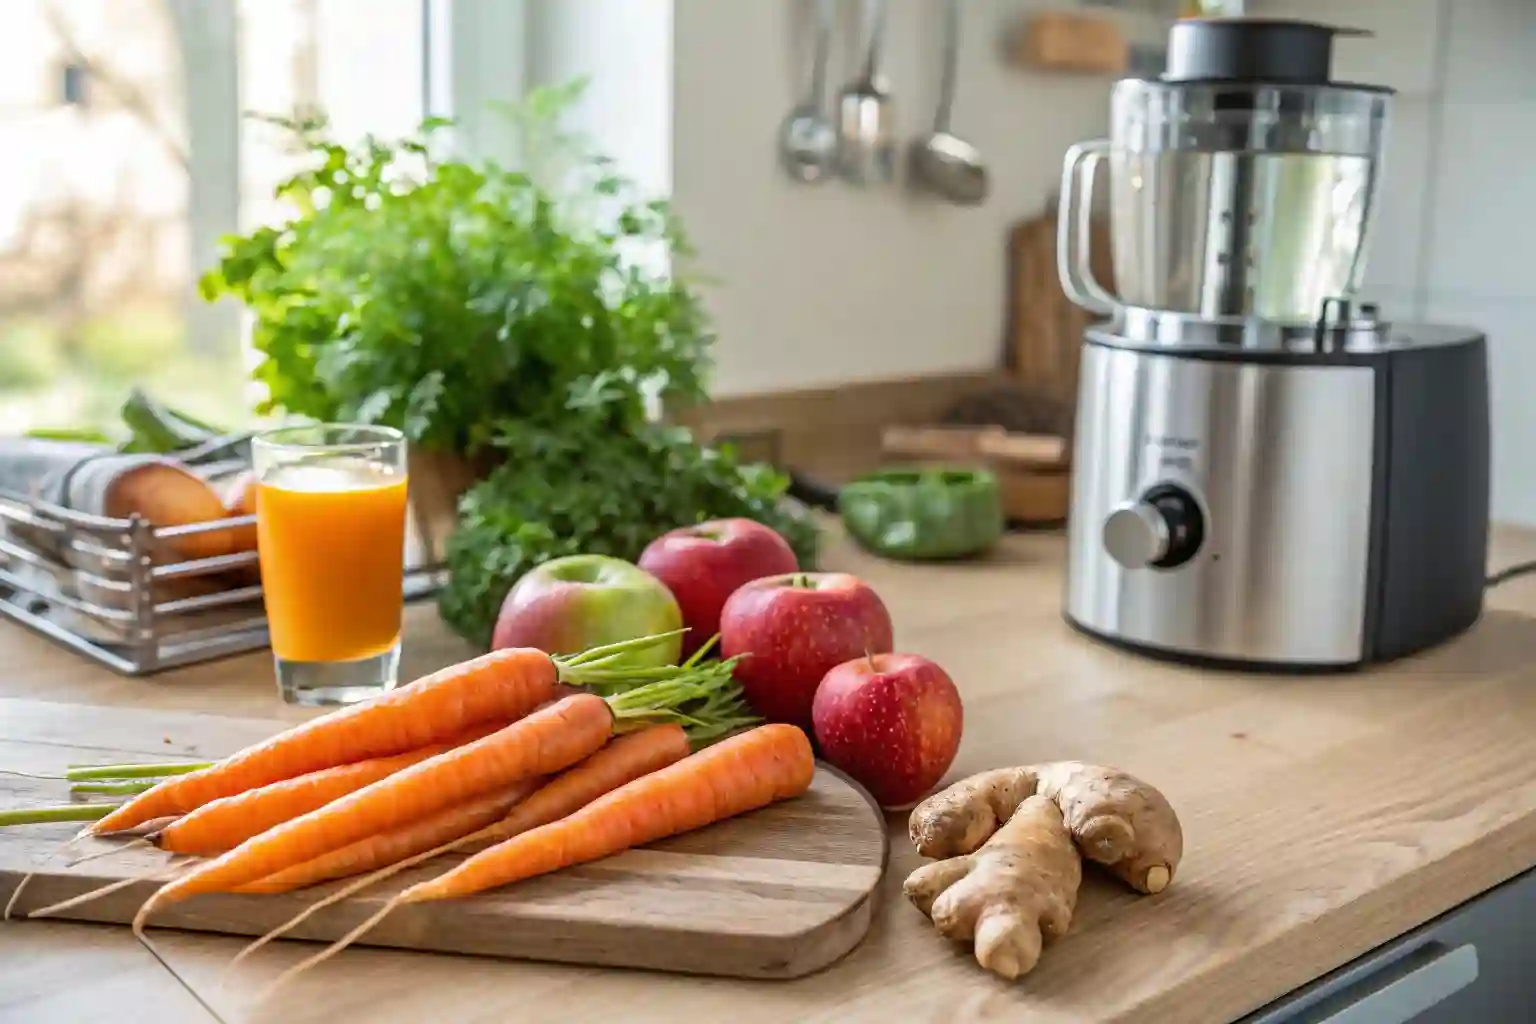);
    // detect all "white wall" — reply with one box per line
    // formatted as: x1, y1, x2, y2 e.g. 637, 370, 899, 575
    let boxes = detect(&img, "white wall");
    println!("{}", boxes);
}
524, 0, 672, 199
670, 0, 1165, 397
1254, 0, 1536, 524
523, 0, 1167, 398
